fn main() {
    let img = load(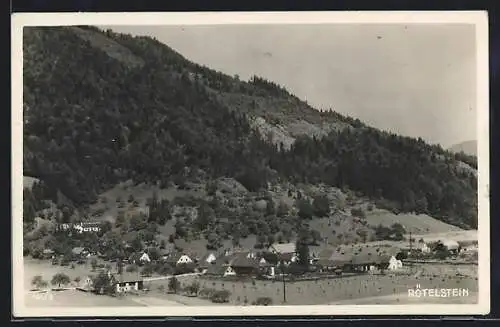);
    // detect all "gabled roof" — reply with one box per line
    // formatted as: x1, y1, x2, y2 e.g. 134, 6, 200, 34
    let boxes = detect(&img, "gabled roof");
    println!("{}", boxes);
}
230, 256, 260, 269
114, 271, 143, 283
317, 252, 352, 267
269, 242, 296, 254
277, 252, 295, 262
349, 252, 393, 265
165, 252, 193, 263
441, 239, 460, 249
220, 252, 260, 268
199, 252, 216, 263
205, 263, 230, 276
